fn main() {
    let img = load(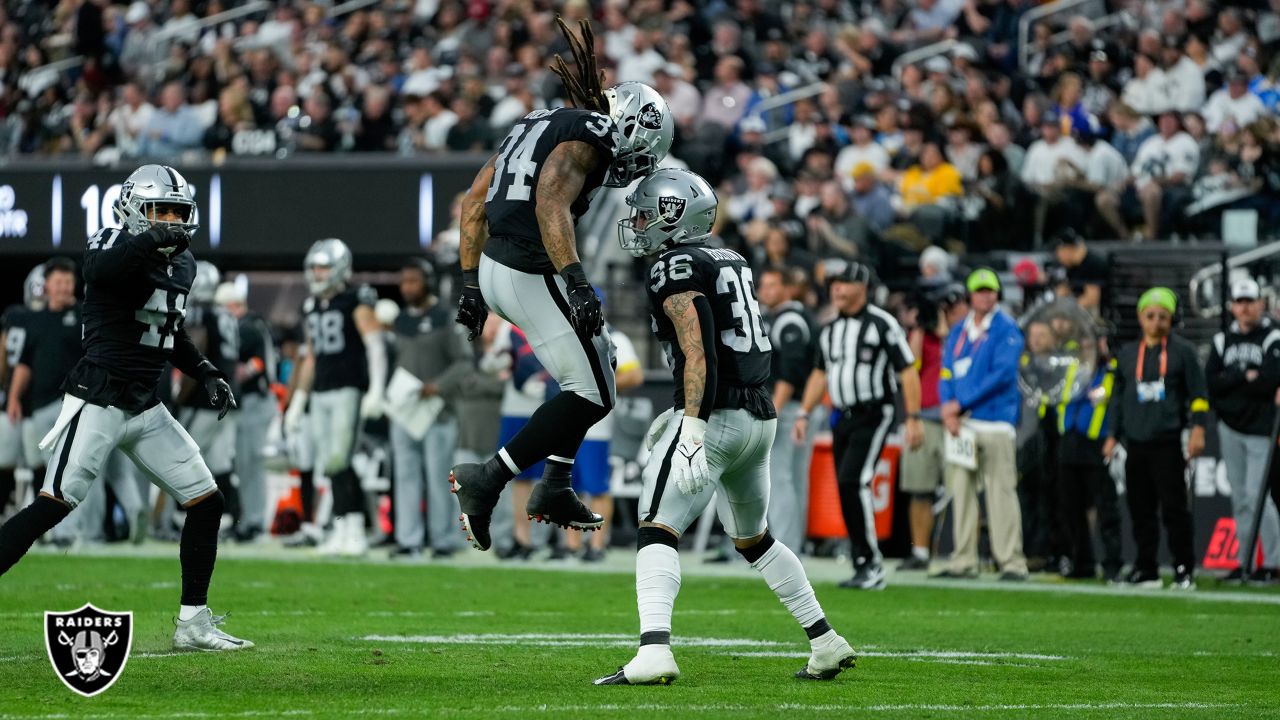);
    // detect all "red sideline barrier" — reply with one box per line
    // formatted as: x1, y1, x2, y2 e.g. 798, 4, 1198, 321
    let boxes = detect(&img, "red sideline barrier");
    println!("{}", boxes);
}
806, 434, 901, 541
